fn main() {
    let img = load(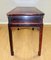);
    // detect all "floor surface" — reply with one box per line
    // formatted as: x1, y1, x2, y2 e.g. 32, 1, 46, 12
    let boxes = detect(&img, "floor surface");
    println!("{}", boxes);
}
0, 25, 51, 60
